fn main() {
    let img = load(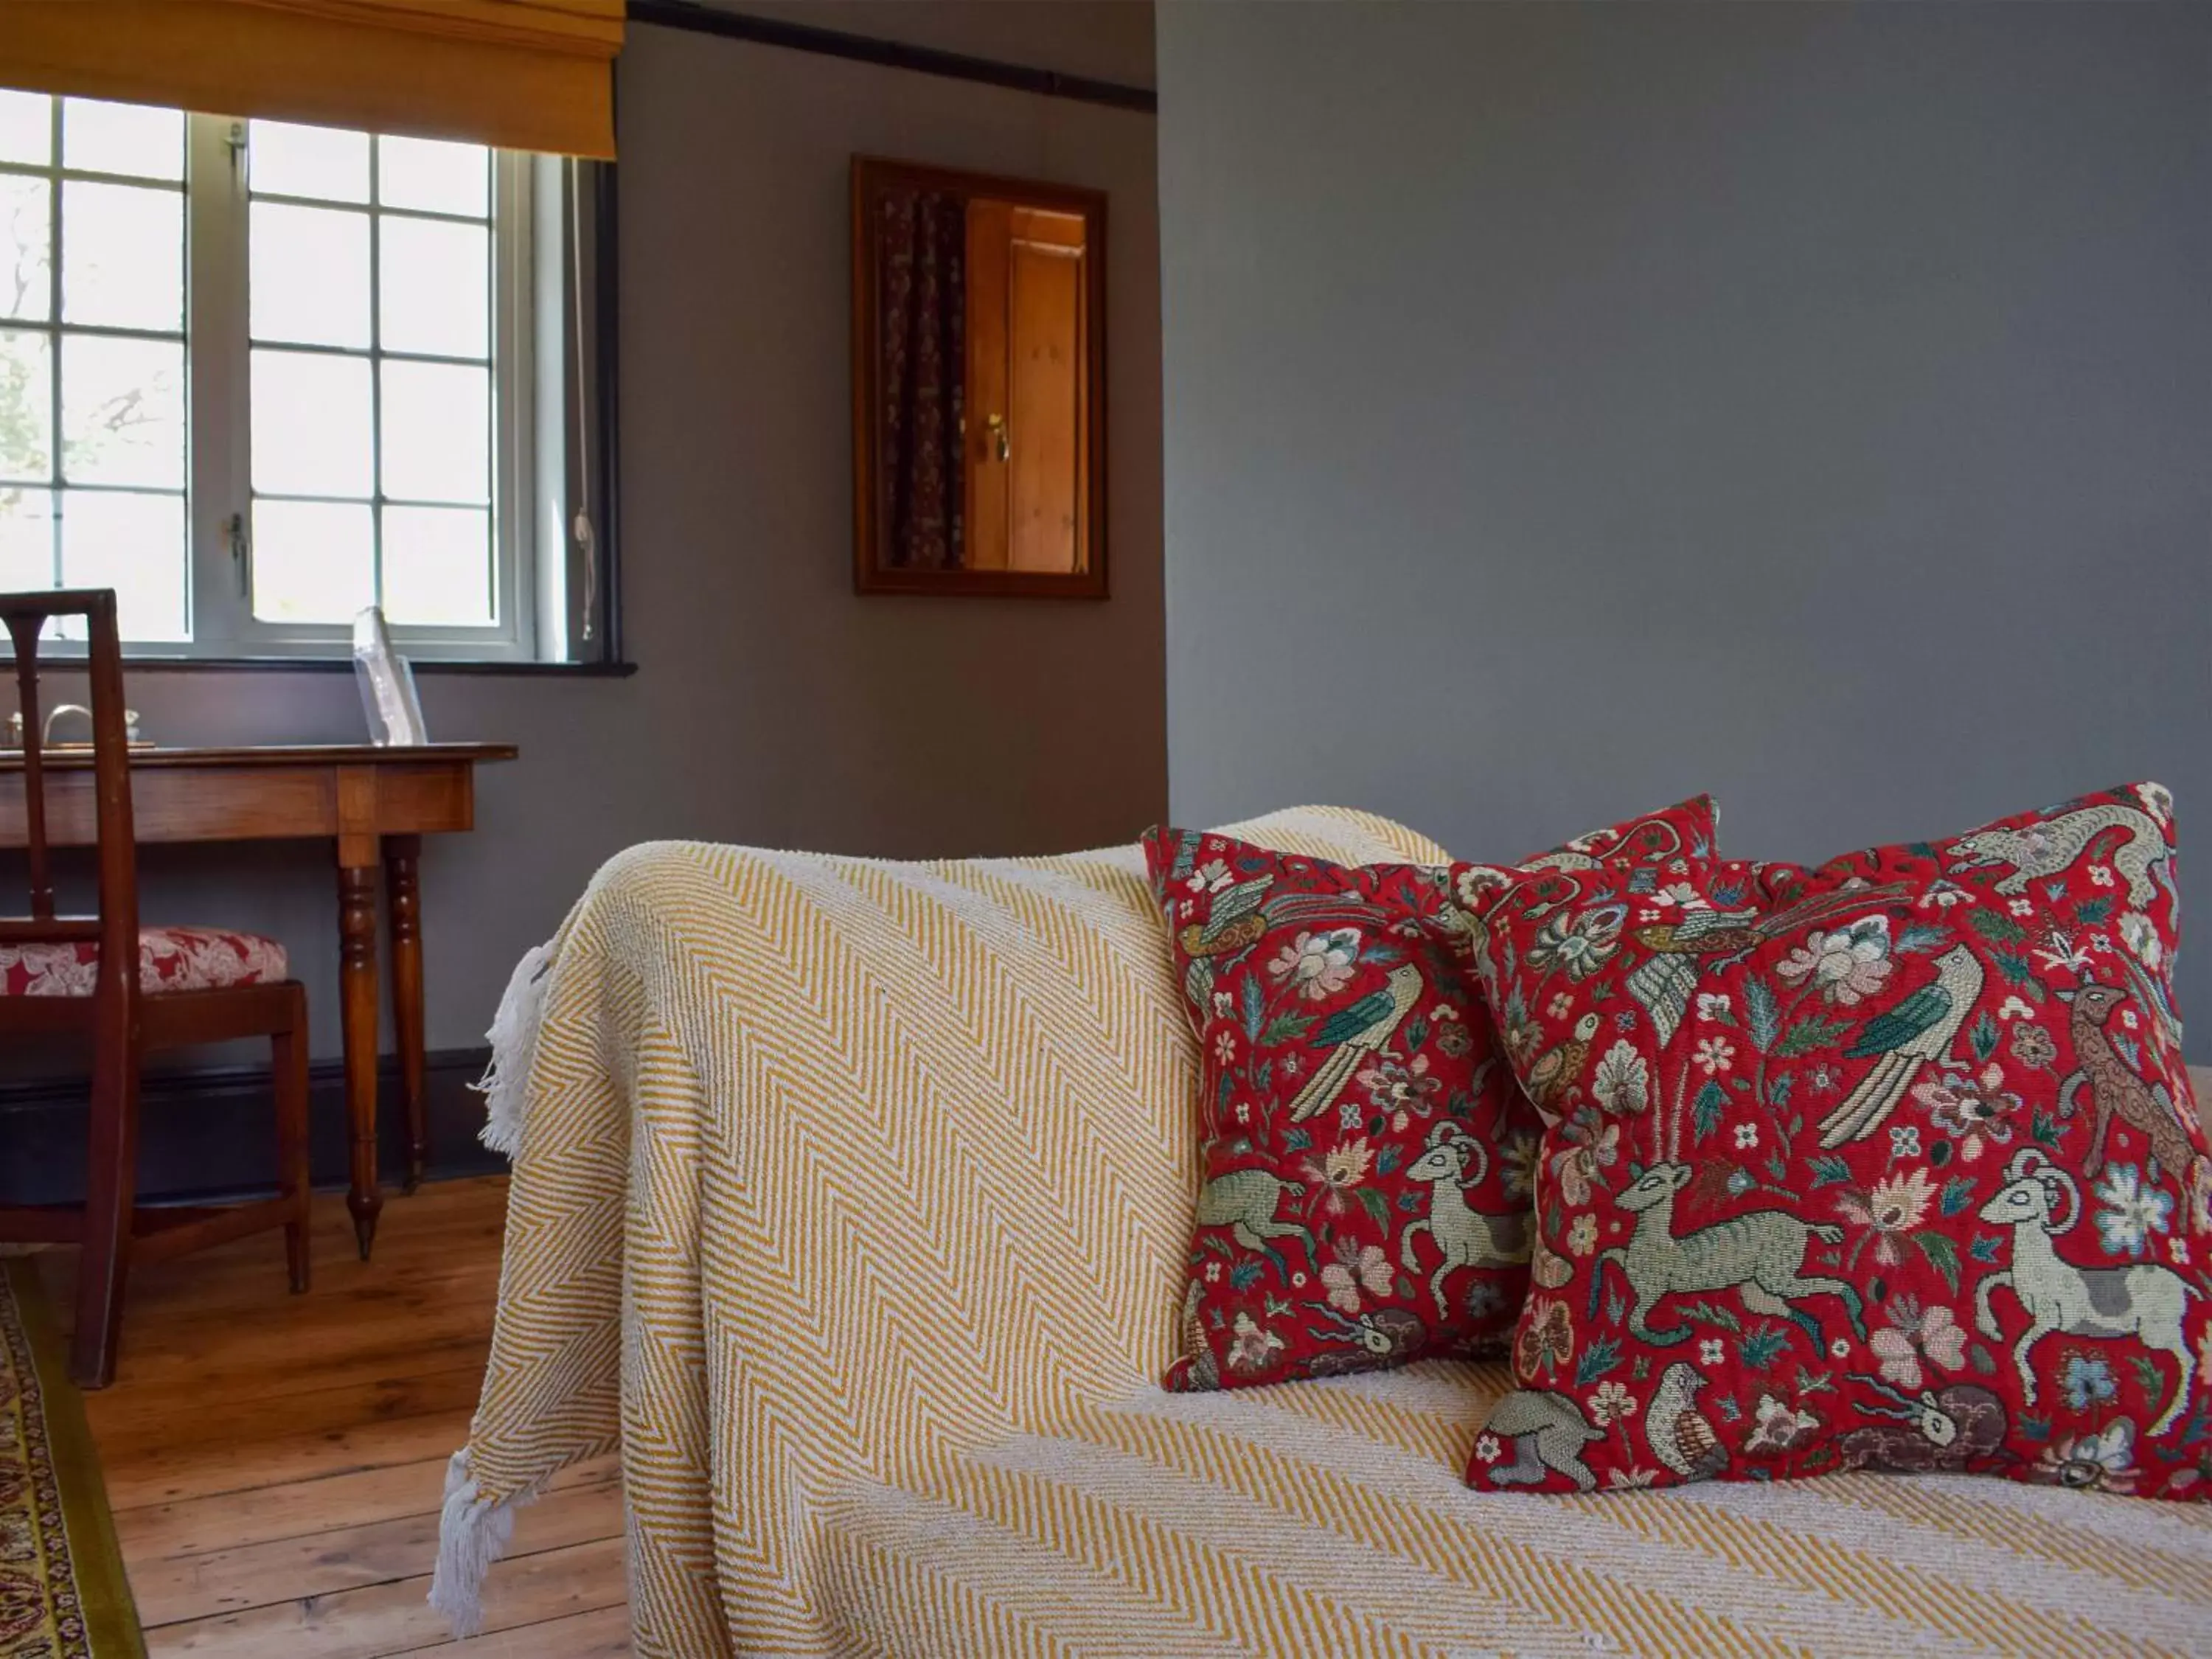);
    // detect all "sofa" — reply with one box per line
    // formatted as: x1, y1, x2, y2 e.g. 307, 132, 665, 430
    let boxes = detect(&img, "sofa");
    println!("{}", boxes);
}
432, 807, 2212, 1656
